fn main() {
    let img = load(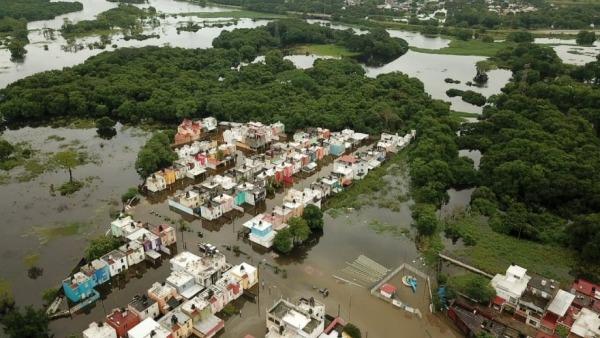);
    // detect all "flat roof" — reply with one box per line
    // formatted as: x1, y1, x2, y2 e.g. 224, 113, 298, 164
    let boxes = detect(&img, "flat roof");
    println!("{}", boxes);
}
547, 290, 575, 317
128, 318, 170, 338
